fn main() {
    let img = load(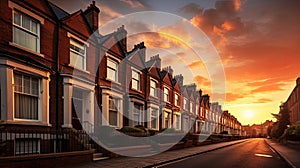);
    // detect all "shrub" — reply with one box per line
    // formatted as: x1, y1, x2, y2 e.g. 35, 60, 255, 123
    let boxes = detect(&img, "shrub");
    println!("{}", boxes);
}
120, 126, 144, 133
134, 125, 147, 132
